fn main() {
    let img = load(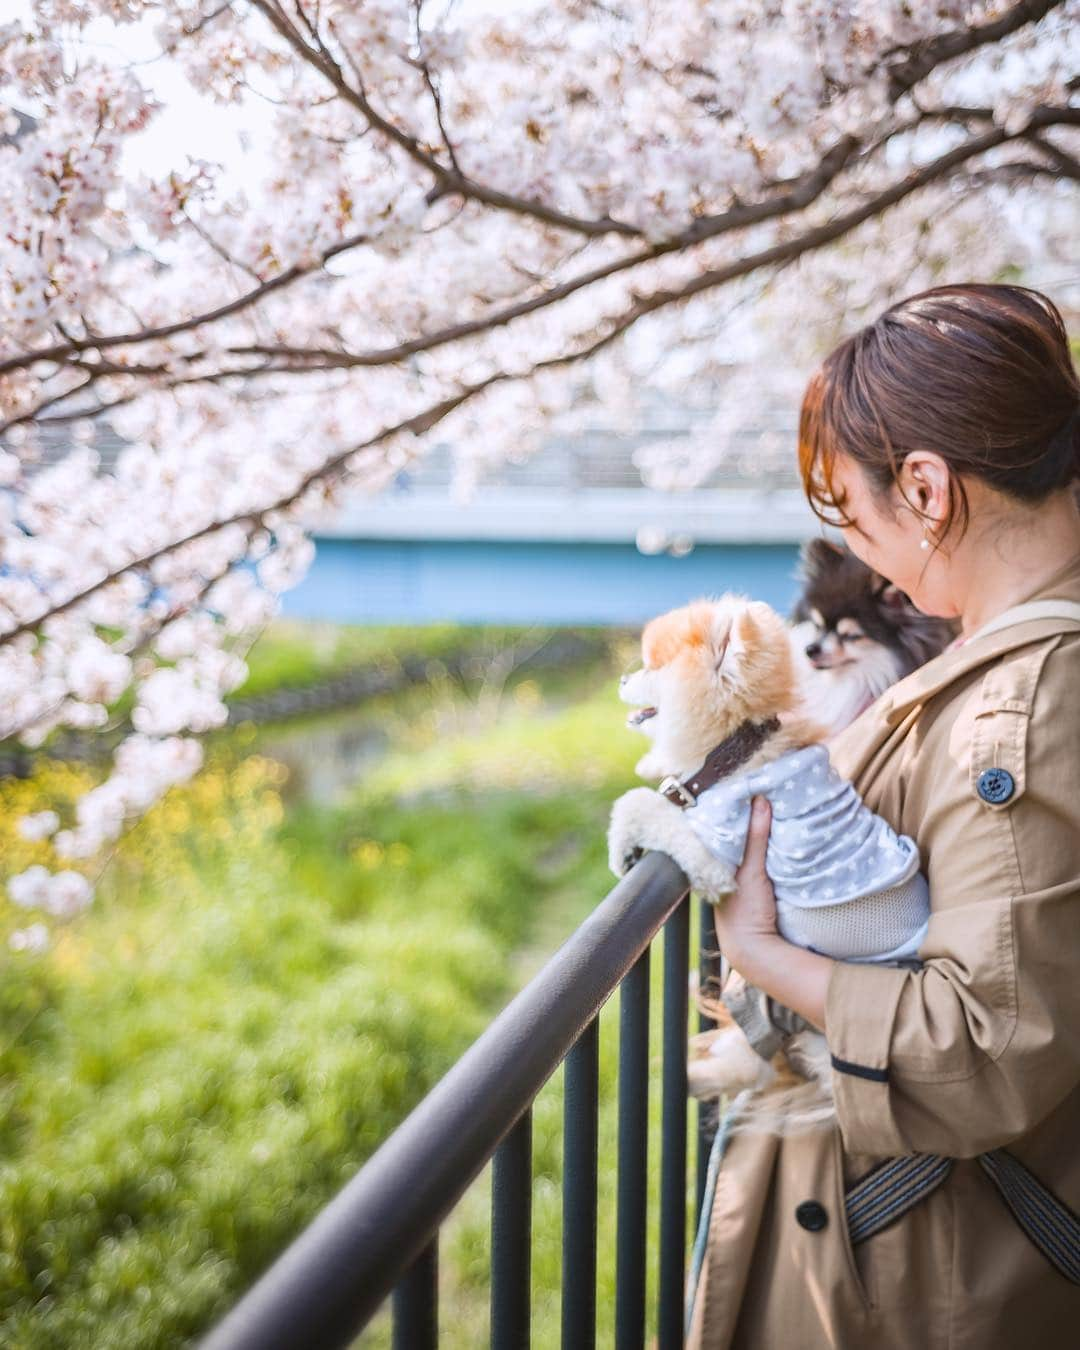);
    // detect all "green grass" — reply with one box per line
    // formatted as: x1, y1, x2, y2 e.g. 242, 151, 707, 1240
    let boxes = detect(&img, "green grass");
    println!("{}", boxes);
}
0, 630, 702, 1348
0, 778, 621, 1346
